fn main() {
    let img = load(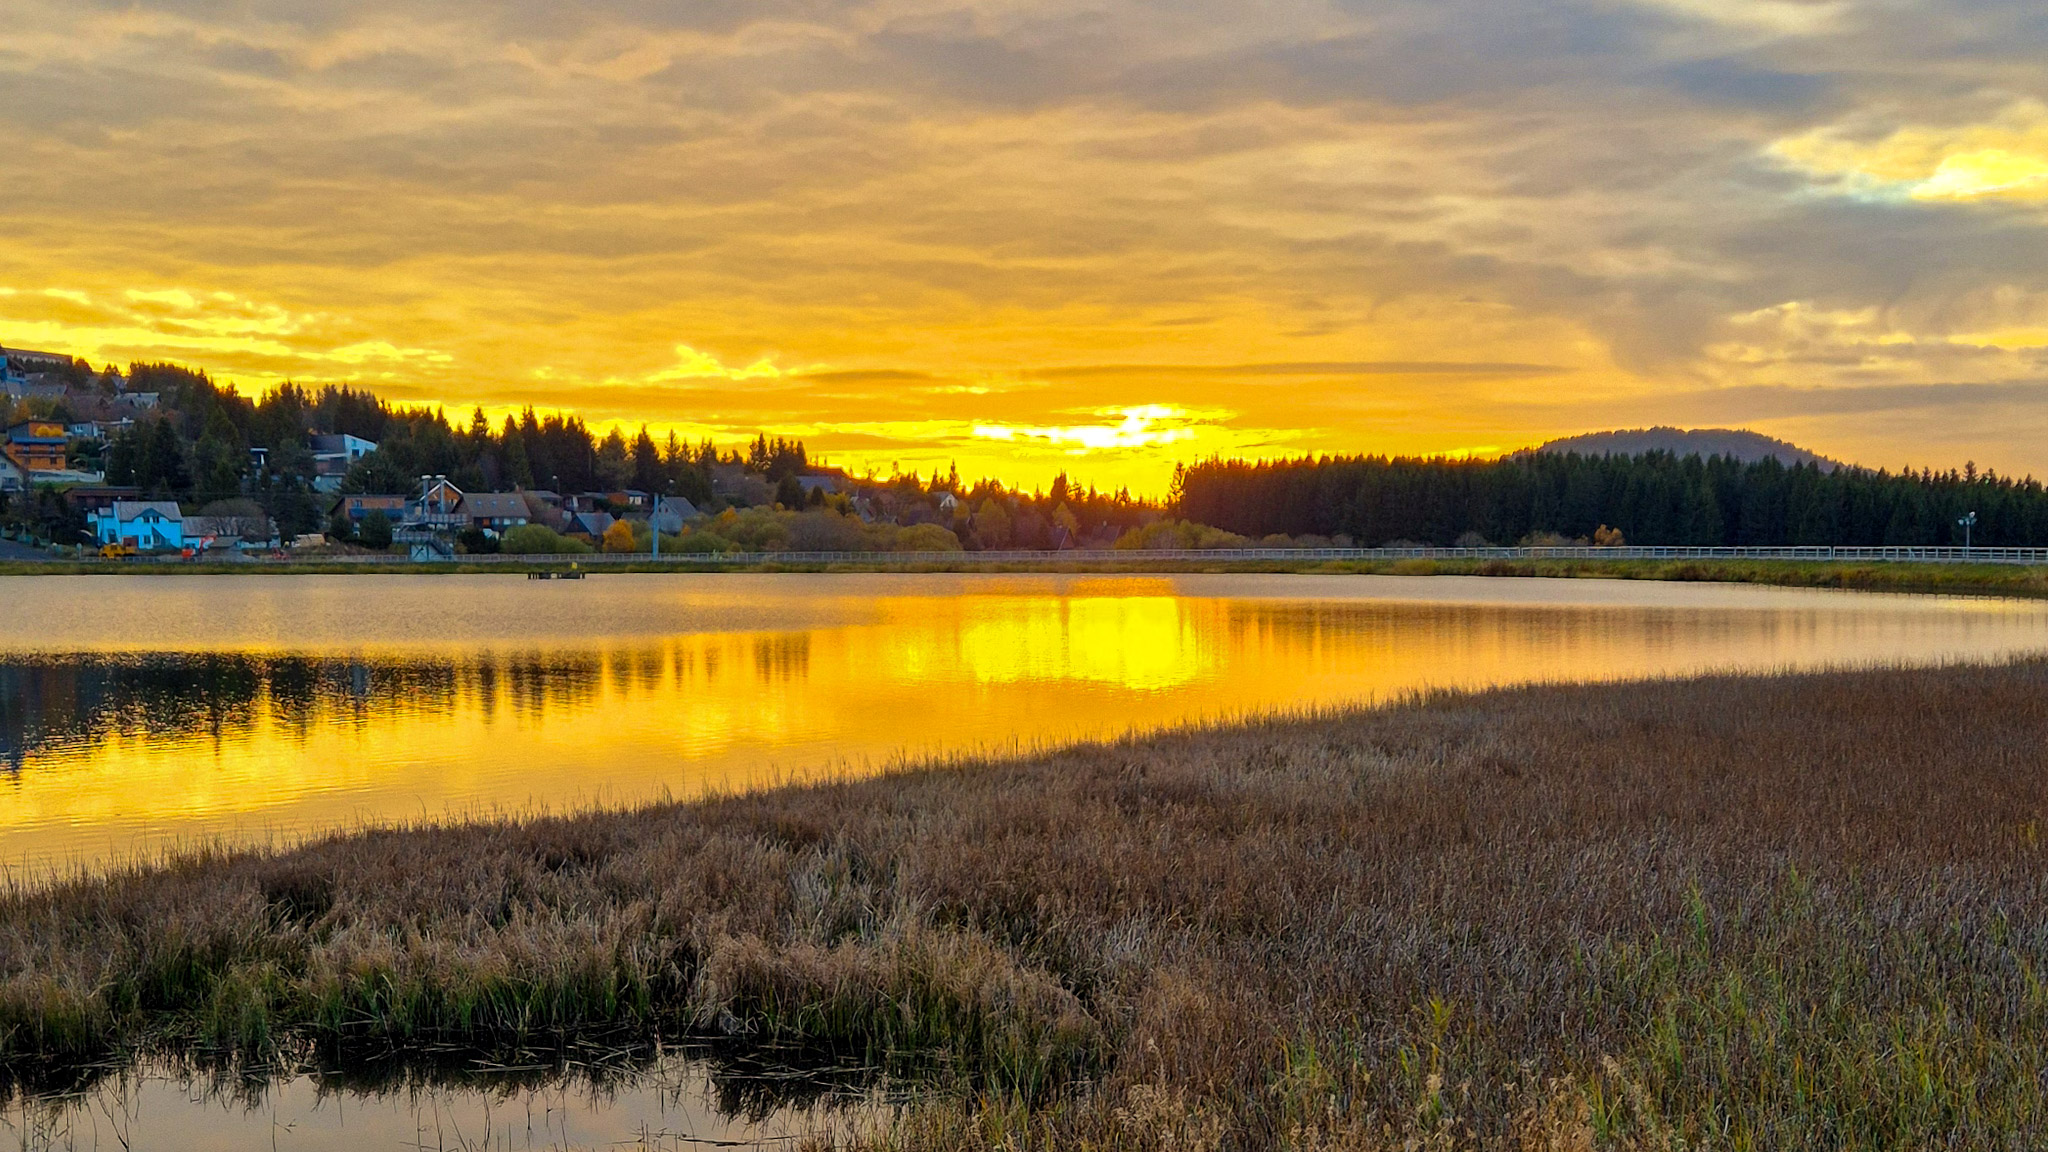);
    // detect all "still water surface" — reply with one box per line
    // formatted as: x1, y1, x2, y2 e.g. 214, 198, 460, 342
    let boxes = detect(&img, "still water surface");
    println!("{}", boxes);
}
9, 571, 2048, 1148
5, 572, 2048, 874
2, 1052, 882, 1150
